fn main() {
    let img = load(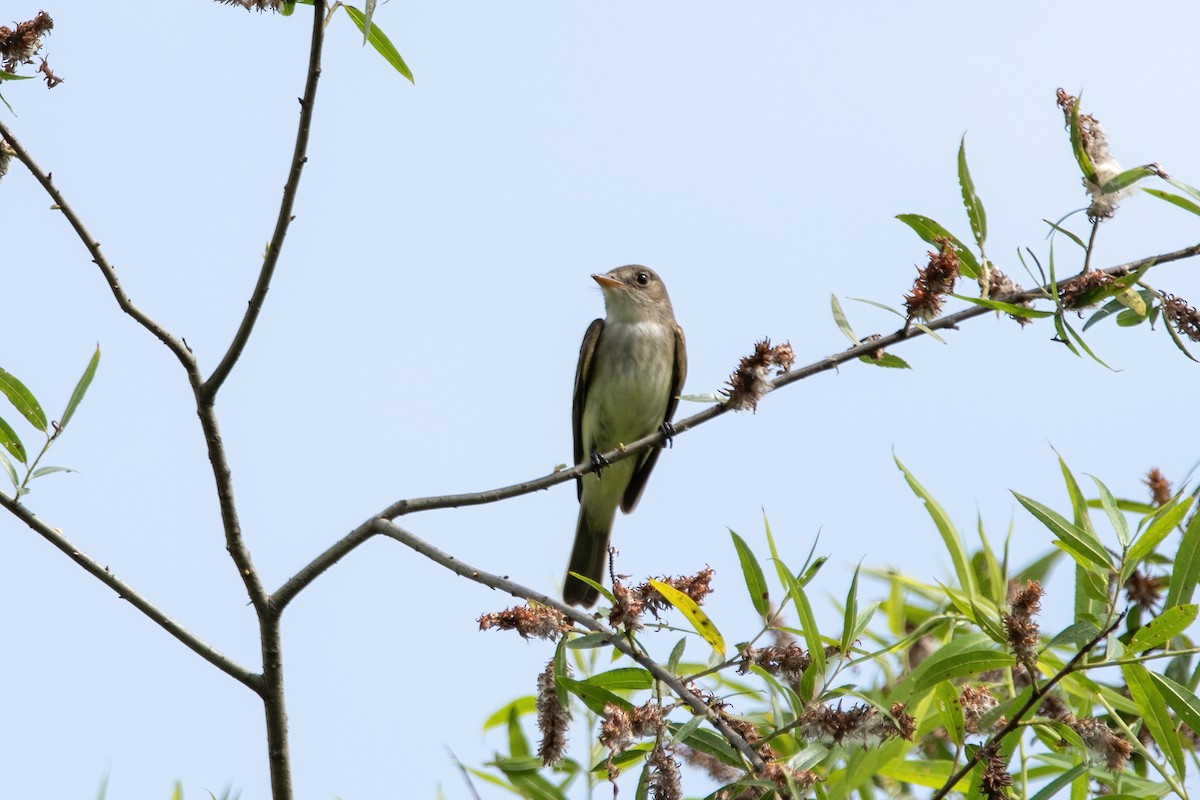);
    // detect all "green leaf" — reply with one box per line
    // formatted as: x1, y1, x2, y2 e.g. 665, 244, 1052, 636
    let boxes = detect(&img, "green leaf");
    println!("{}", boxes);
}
1043, 218, 1088, 251
876, 758, 955, 789
0, 367, 47, 433
1127, 605, 1198, 654
1048, 620, 1100, 649
951, 294, 1053, 319
0, 450, 18, 490
0, 72, 34, 83
730, 529, 769, 618
861, 353, 911, 369
60, 345, 100, 431
666, 637, 686, 673
1028, 763, 1090, 800
934, 679, 964, 746
586, 667, 654, 692
1165, 176, 1200, 202
1168, 510, 1200, 609
0, 415, 27, 464
648, 579, 724, 658
1129, 495, 1193, 565
507, 703, 530, 758
559, 677, 629, 715
666, 721, 740, 767
911, 633, 1015, 696
894, 214, 980, 279
1014, 492, 1112, 570
1067, 91, 1098, 184
840, 562, 861, 655
1148, 671, 1200, 736
1124, 663, 1185, 777
361, 0, 376, 45
1163, 308, 1200, 362
1062, 316, 1114, 370
342, 5, 414, 83
958, 135, 987, 248
779, 567, 825, 696
31, 465, 74, 479
1143, 188, 1200, 217
830, 294, 859, 344
566, 573, 614, 607
1089, 475, 1130, 548
896, 456, 976, 598
1099, 164, 1160, 195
